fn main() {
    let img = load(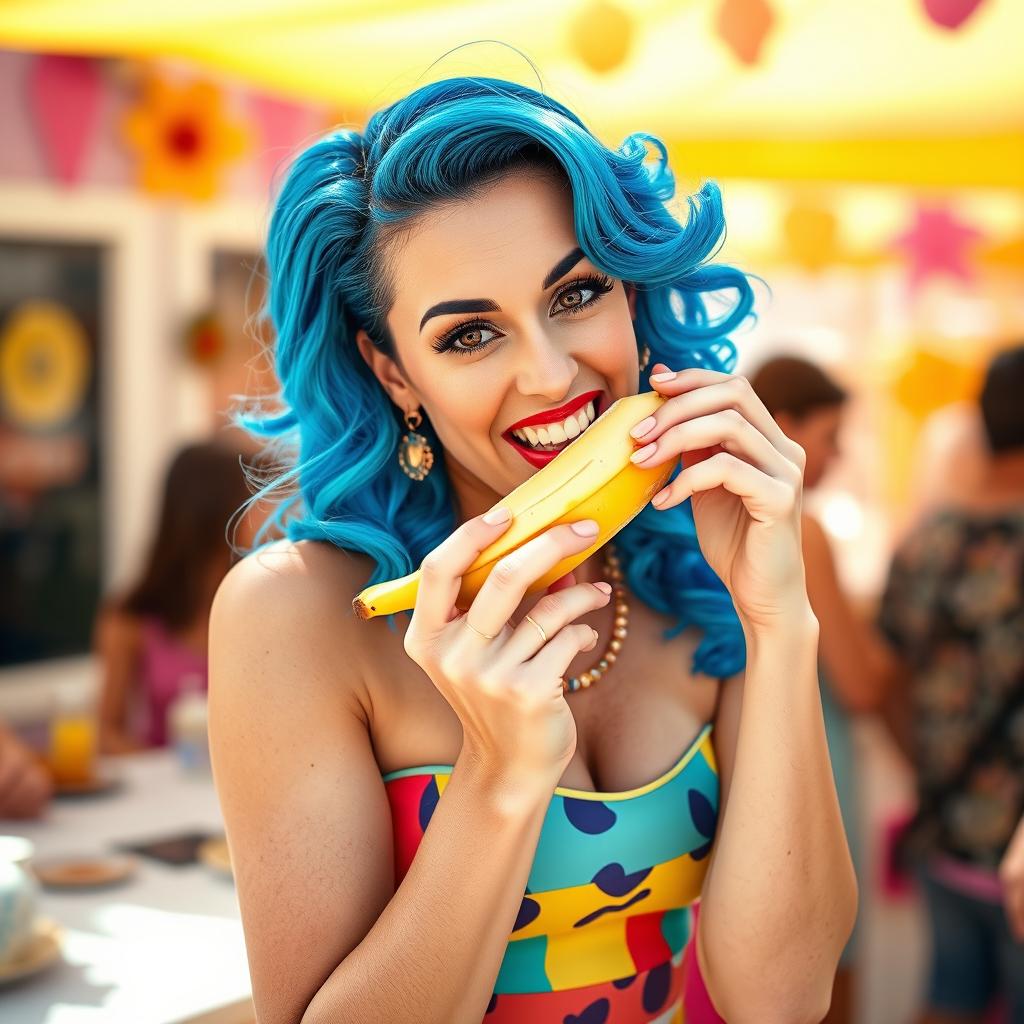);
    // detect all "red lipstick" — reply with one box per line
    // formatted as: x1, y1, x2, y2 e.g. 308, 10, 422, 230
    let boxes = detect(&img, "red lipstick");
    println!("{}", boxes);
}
502, 390, 607, 469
